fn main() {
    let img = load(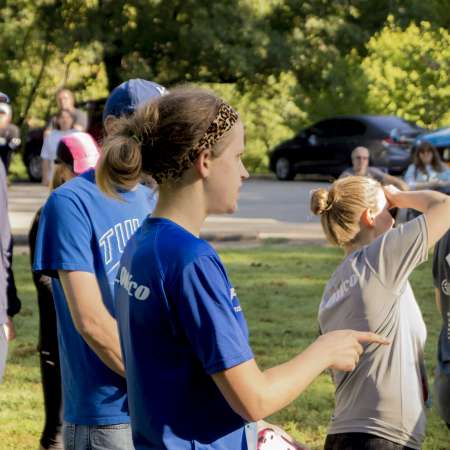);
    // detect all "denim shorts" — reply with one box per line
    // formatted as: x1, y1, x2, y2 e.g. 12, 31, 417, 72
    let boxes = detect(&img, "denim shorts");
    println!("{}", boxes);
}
63, 422, 134, 450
